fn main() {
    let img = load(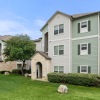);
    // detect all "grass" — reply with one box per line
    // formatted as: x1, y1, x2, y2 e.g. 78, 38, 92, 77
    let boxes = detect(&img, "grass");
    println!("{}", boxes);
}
0, 74, 100, 100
